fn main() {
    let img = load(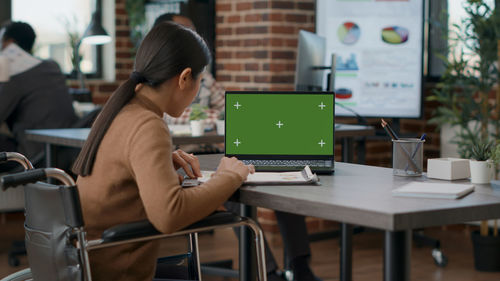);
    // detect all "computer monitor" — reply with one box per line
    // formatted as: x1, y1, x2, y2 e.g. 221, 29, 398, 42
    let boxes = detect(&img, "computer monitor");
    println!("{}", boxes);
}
294, 30, 326, 91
